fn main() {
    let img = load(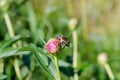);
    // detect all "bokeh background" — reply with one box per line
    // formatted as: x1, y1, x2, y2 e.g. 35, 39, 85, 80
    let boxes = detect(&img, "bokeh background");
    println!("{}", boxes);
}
0, 0, 120, 80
